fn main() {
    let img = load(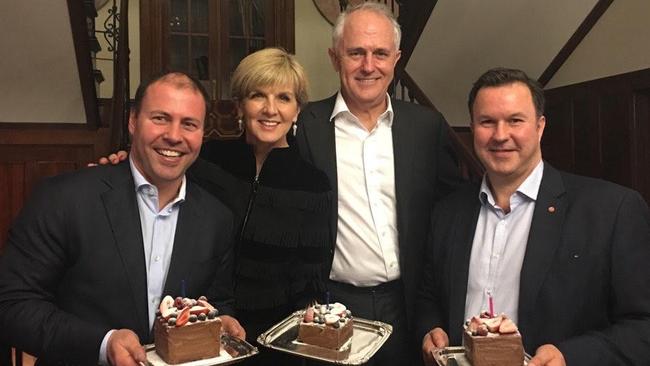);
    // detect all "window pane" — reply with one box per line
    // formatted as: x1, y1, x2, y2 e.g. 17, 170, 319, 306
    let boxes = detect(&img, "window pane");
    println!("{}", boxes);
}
251, 0, 264, 37
229, 0, 243, 36
170, 0, 188, 32
230, 38, 247, 74
223, 37, 247, 98
190, 0, 208, 33
169, 34, 189, 73
249, 38, 264, 54
191, 36, 209, 80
